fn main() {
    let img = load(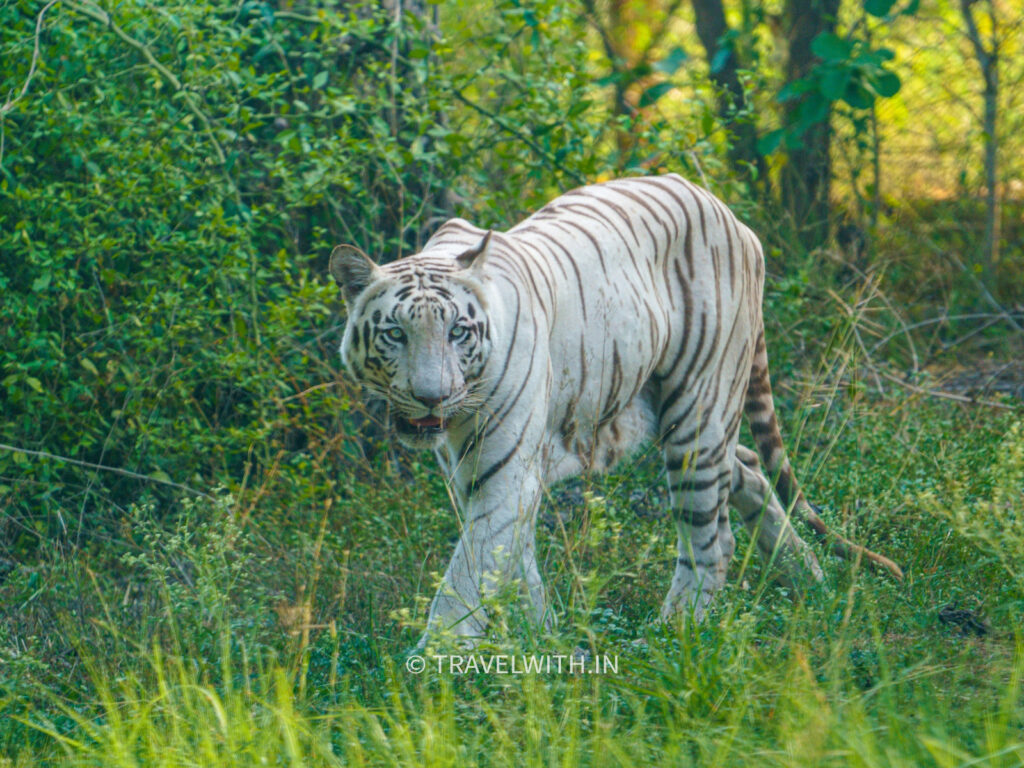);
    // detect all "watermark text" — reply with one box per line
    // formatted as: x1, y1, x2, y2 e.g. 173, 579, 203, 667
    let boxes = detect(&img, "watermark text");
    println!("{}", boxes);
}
405, 653, 618, 676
